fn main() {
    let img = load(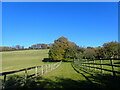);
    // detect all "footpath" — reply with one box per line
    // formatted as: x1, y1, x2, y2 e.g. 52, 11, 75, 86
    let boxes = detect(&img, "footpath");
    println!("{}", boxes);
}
29, 62, 97, 88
